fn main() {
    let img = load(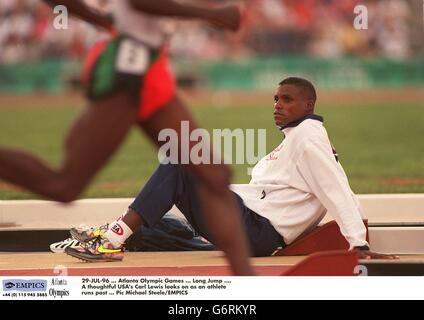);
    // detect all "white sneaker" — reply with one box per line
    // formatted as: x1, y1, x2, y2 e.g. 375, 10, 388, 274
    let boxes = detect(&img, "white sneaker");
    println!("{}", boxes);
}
50, 238, 82, 253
